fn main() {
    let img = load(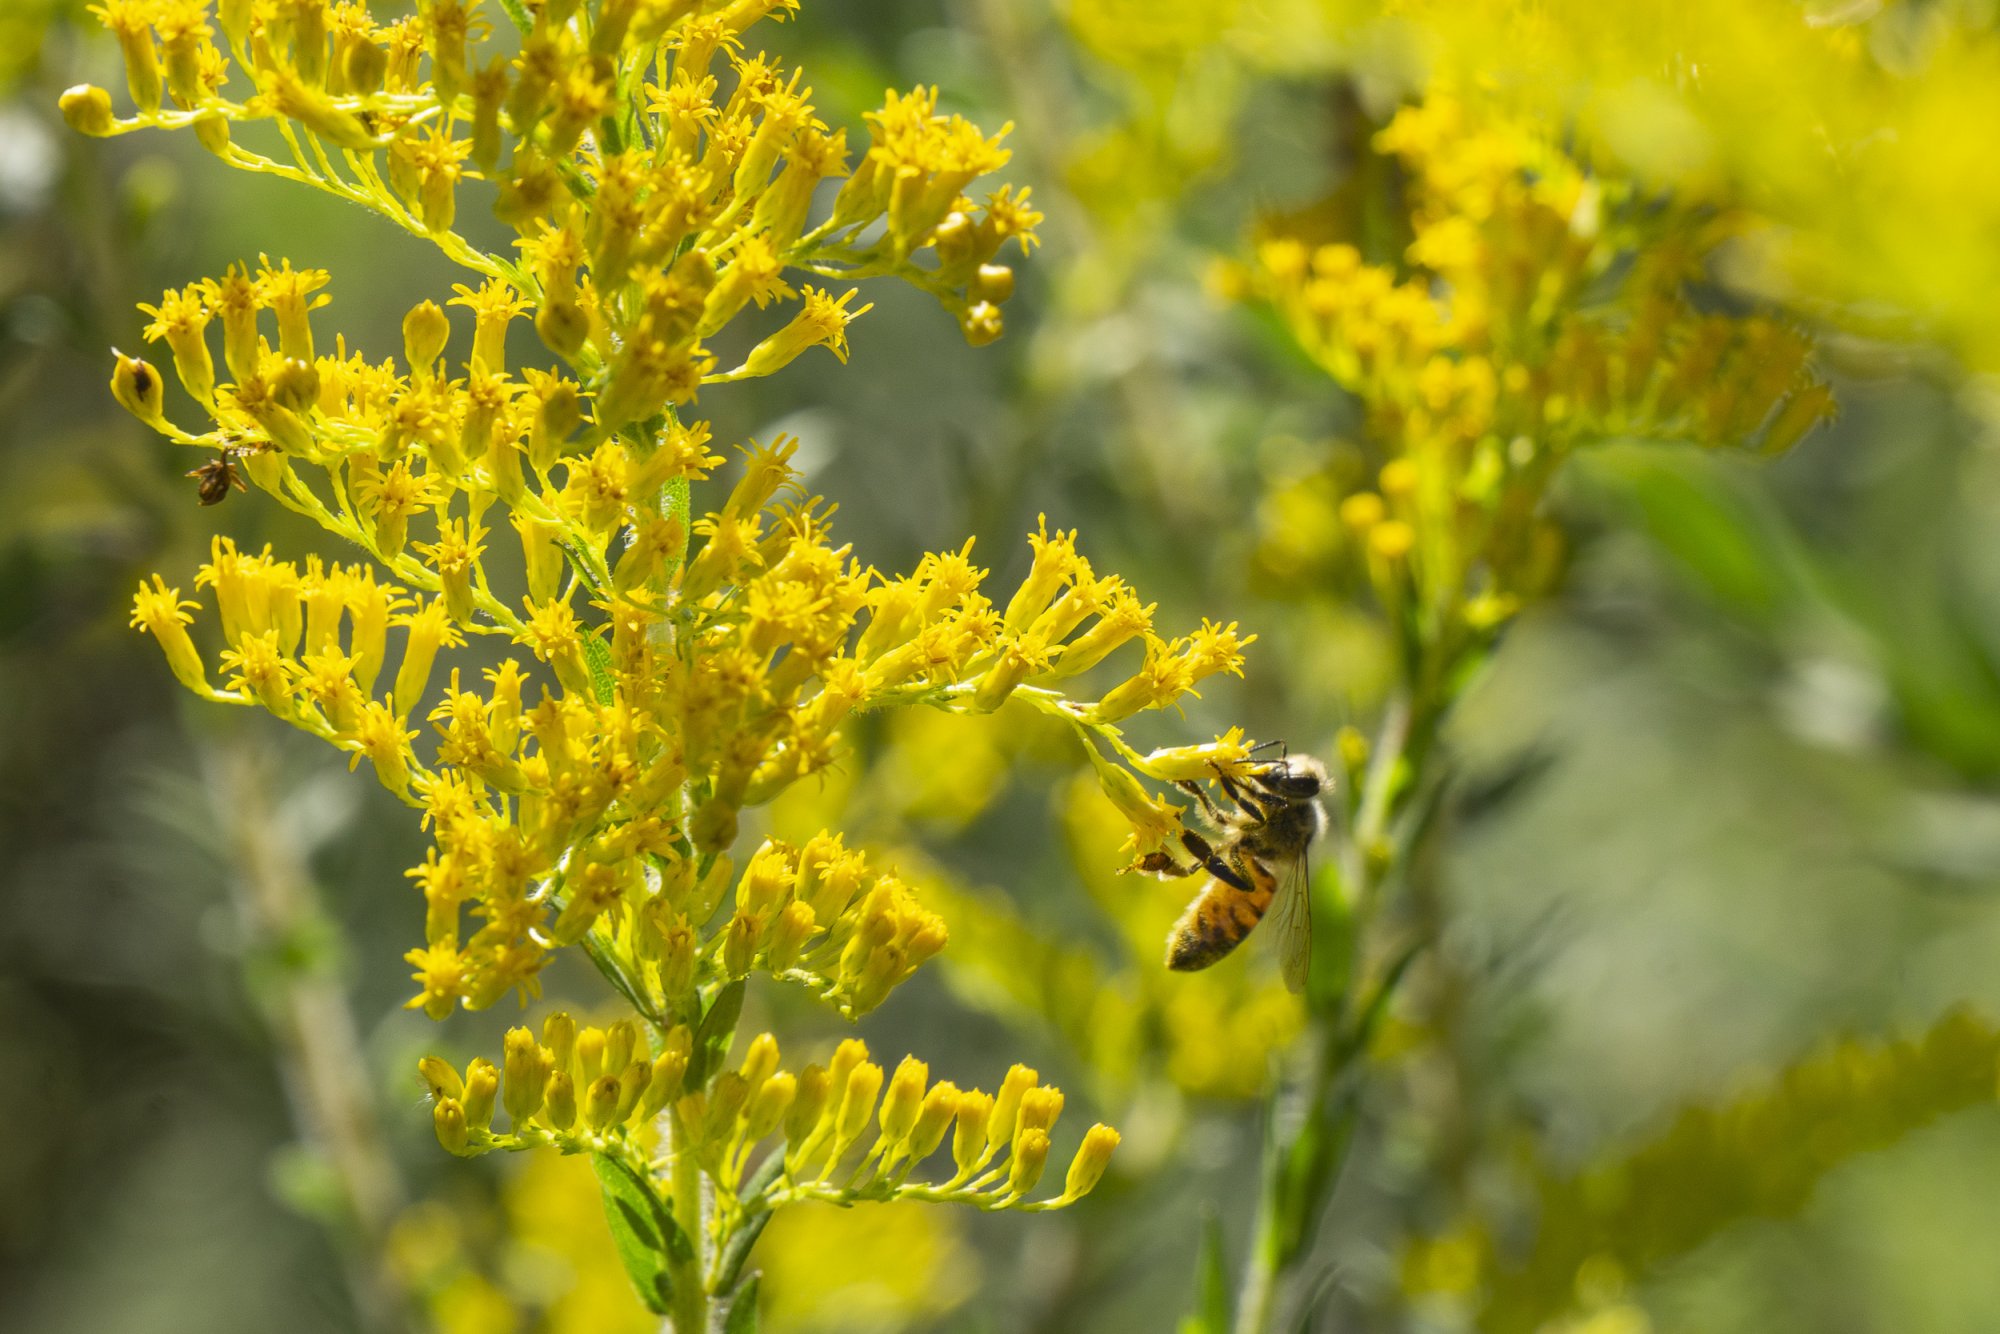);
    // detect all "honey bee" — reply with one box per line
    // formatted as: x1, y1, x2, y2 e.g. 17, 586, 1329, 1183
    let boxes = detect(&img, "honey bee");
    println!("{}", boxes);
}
187, 452, 248, 506
1141, 752, 1328, 993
